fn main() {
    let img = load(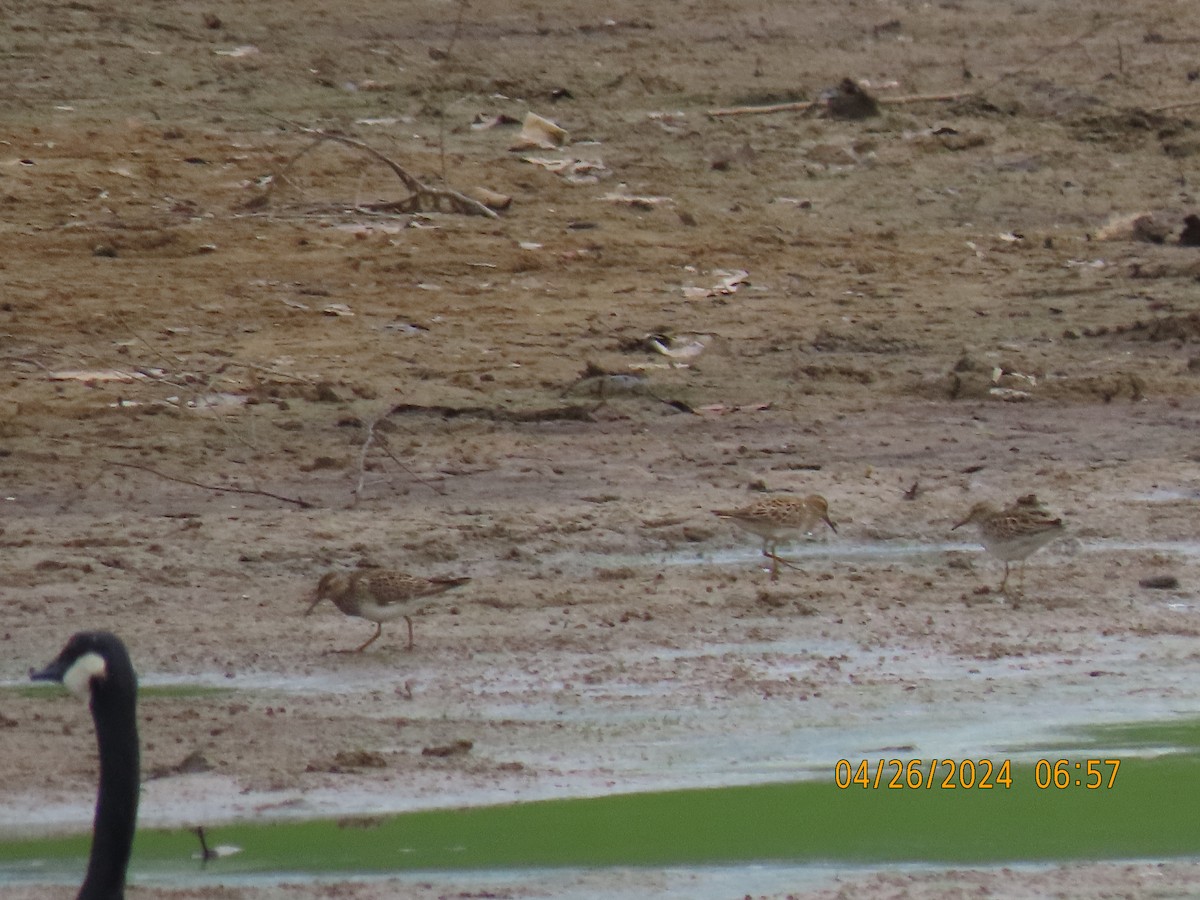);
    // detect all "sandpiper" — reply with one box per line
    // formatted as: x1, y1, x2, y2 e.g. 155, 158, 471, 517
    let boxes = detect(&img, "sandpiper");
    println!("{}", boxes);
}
952, 499, 1065, 595
713, 493, 837, 580
305, 570, 470, 652
647, 332, 712, 367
